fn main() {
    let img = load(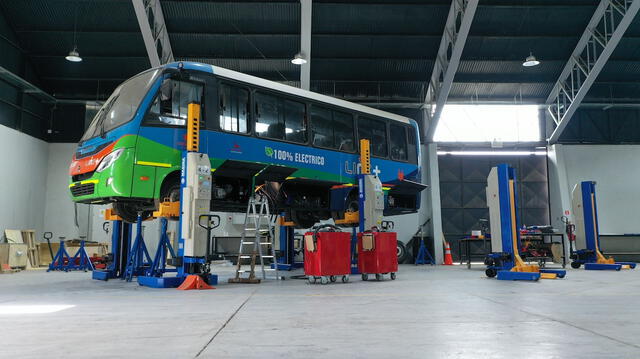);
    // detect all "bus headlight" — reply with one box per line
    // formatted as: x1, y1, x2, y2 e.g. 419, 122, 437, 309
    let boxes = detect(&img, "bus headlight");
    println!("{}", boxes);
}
96, 148, 124, 173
